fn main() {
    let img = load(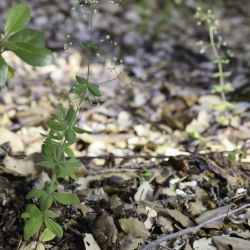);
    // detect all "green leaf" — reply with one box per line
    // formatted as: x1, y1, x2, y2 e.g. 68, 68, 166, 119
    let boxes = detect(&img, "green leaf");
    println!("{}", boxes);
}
40, 194, 53, 212
212, 83, 234, 94
46, 181, 58, 193
39, 228, 56, 242
26, 189, 47, 199
38, 160, 56, 169
11, 28, 45, 47
64, 147, 75, 159
26, 204, 42, 217
213, 102, 235, 111
45, 210, 59, 219
7, 65, 15, 79
76, 75, 88, 85
56, 167, 76, 180
88, 83, 101, 97
21, 212, 30, 219
0, 55, 8, 89
2, 41, 54, 66
53, 192, 80, 205
24, 216, 43, 240
44, 218, 63, 237
213, 71, 232, 78
65, 108, 76, 125
214, 58, 230, 65
46, 120, 67, 131
49, 130, 64, 140
70, 82, 88, 95
4, 3, 31, 37
73, 126, 92, 134
63, 158, 81, 168
65, 128, 76, 145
